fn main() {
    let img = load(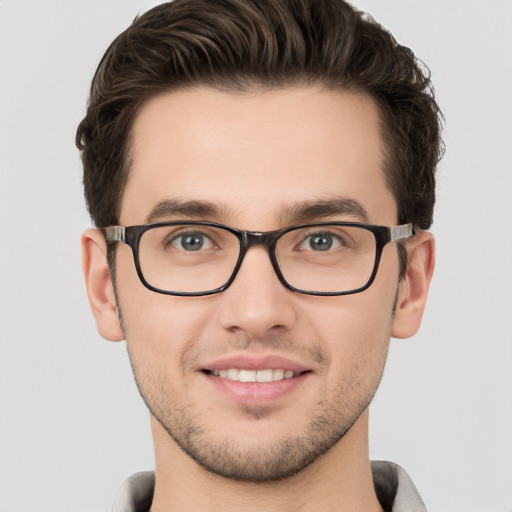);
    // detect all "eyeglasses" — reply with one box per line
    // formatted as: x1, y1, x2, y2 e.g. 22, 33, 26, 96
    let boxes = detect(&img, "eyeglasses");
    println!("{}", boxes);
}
104, 221, 414, 296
